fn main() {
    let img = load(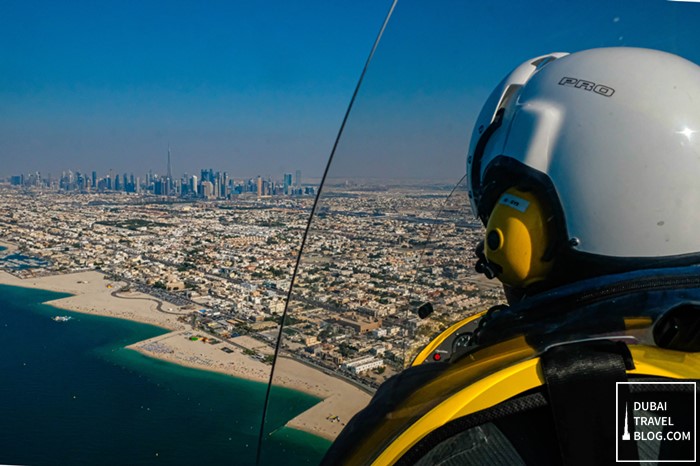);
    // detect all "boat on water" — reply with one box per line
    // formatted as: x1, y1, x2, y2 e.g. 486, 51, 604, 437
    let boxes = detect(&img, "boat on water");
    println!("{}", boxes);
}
52, 316, 73, 322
